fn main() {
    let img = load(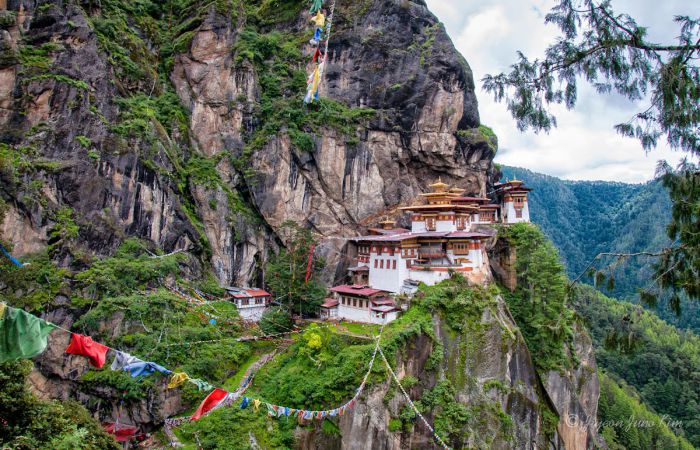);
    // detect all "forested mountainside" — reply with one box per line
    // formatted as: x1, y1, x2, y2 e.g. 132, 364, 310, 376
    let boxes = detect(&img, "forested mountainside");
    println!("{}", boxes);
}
500, 166, 700, 332
500, 166, 700, 446
0, 1, 604, 449
572, 285, 700, 447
